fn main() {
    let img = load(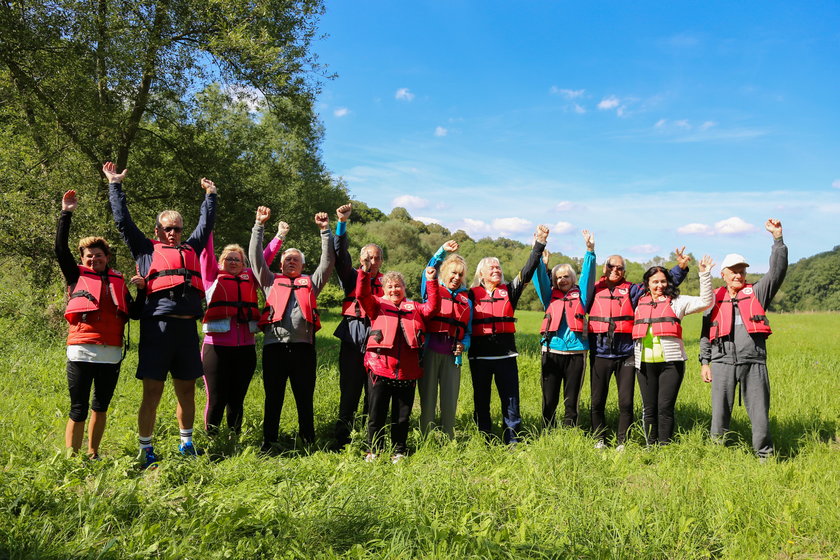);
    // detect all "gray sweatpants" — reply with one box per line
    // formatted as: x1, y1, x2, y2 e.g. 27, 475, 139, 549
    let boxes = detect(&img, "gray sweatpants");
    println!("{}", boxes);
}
418, 350, 461, 438
710, 362, 773, 457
